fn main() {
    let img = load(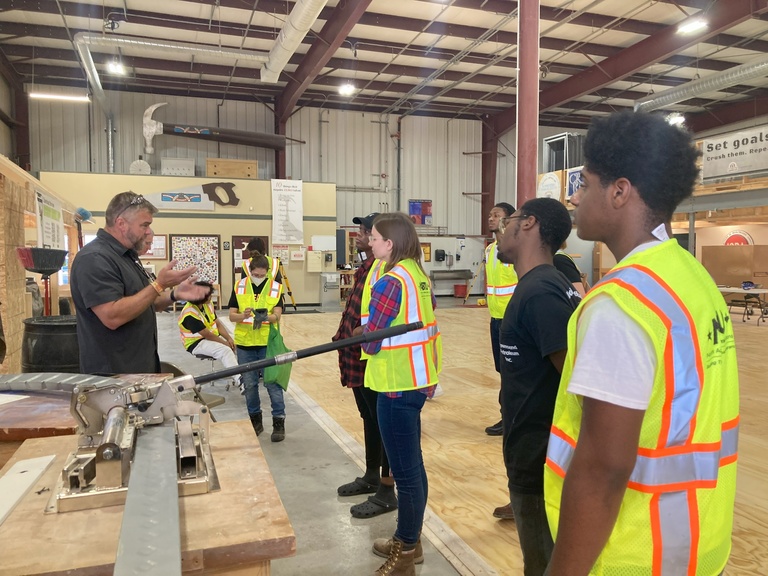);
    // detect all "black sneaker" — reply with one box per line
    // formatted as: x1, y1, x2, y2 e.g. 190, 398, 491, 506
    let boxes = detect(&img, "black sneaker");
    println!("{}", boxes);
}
485, 420, 503, 436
